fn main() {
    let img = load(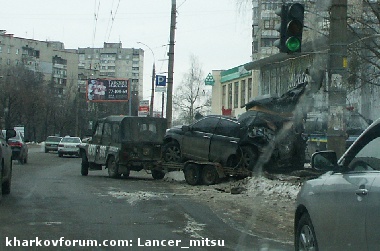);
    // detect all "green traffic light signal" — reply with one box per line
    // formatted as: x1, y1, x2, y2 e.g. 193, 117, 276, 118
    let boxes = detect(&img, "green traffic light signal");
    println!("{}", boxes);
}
285, 3, 304, 53
286, 37, 301, 52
